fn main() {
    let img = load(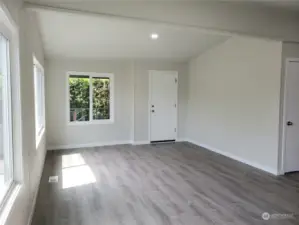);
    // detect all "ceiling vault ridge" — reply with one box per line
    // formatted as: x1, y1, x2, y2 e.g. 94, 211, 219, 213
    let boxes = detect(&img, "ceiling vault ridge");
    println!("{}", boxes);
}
24, 1, 280, 42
